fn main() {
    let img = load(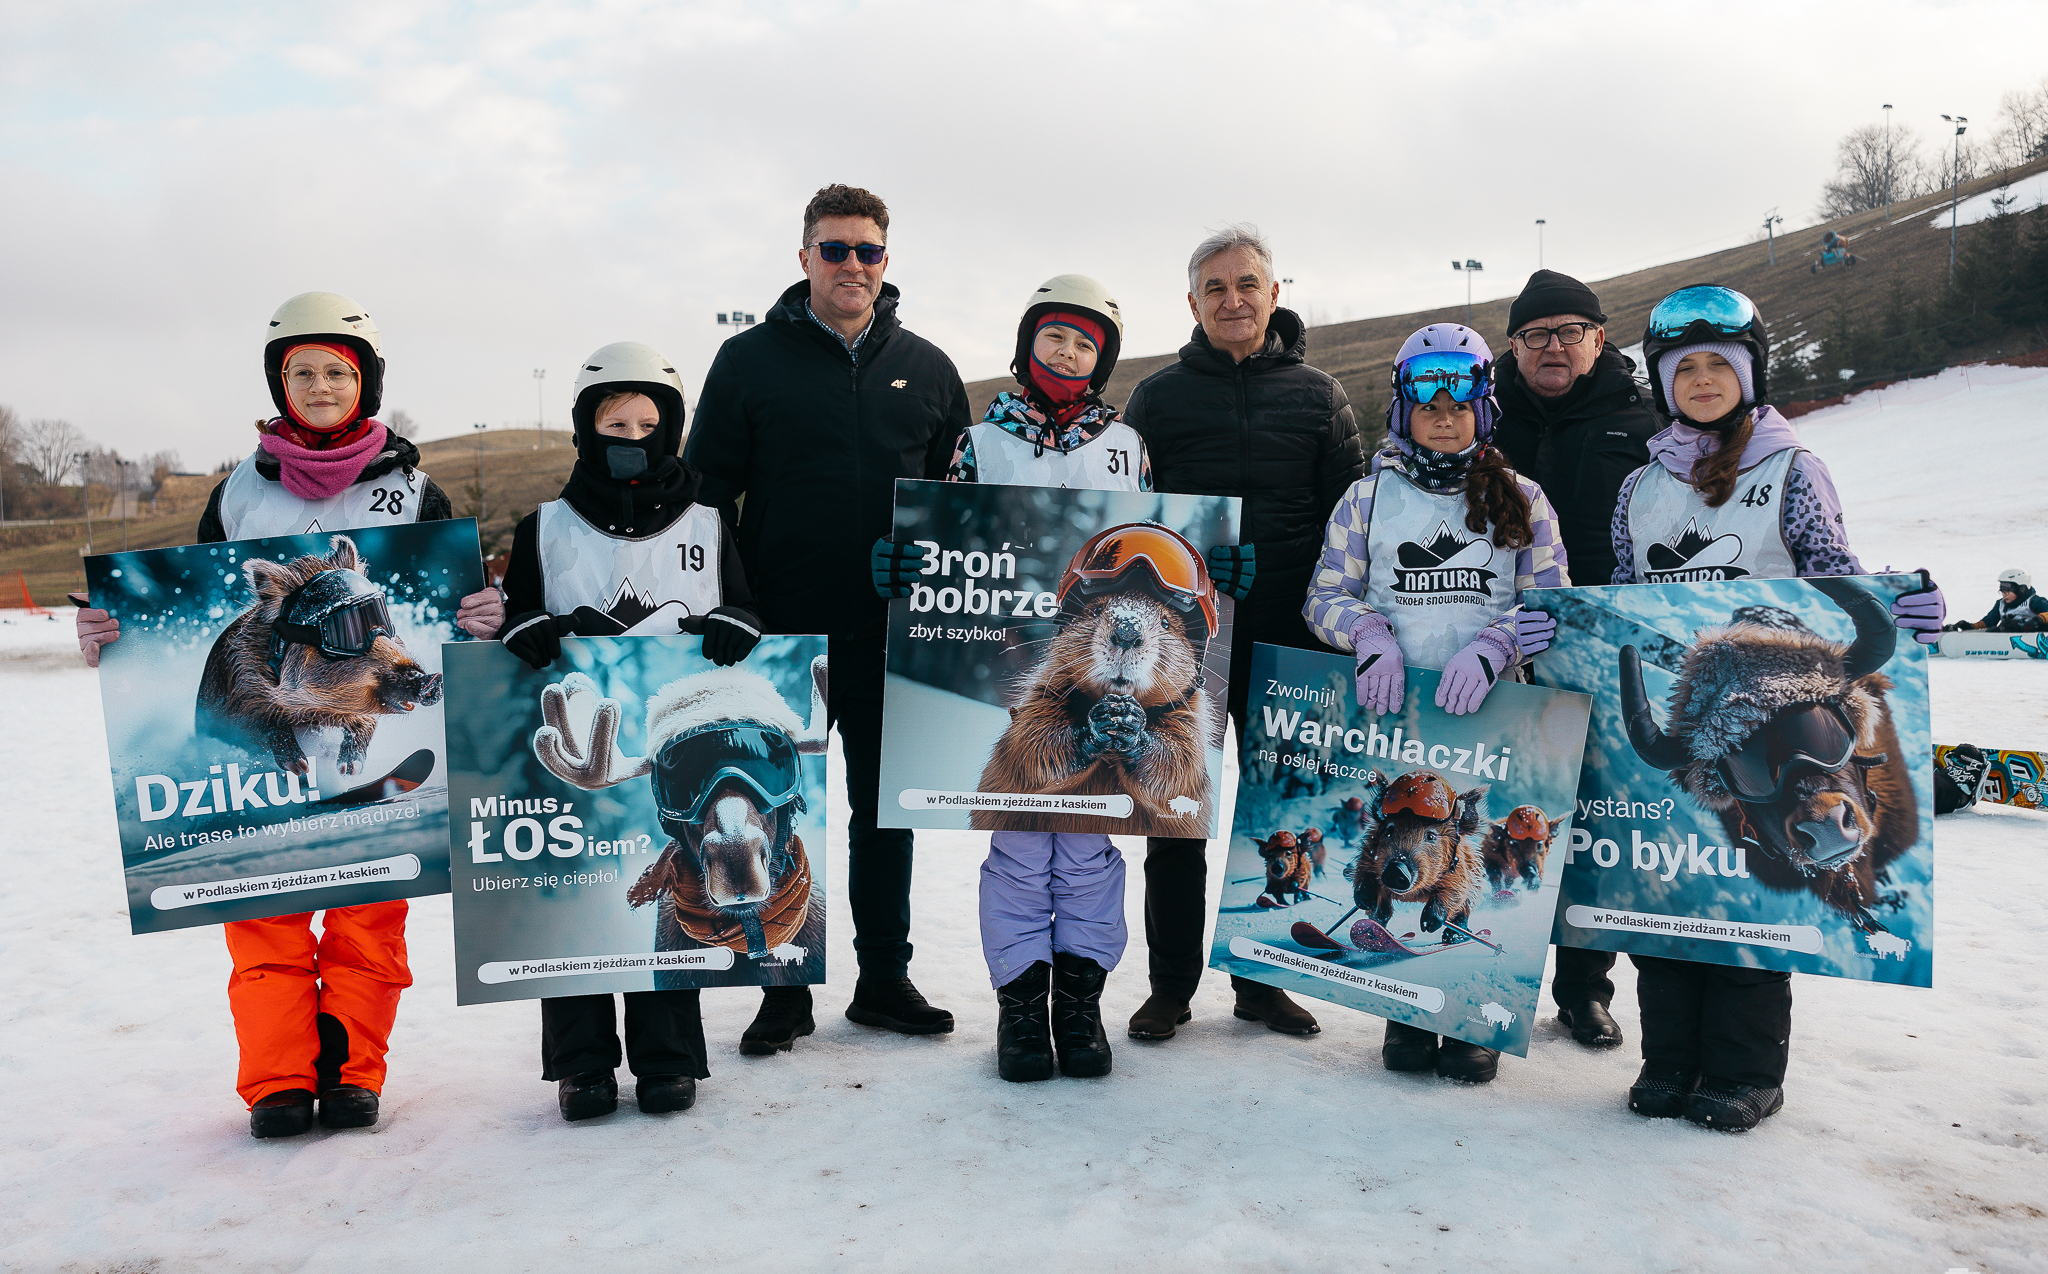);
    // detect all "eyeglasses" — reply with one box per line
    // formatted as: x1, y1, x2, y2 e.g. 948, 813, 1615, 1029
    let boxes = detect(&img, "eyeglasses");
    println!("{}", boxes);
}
1716, 702, 1859, 803
286, 367, 359, 387
811, 241, 885, 265
1395, 350, 1490, 404
651, 723, 804, 826
1647, 285, 1759, 341
1510, 322, 1597, 350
